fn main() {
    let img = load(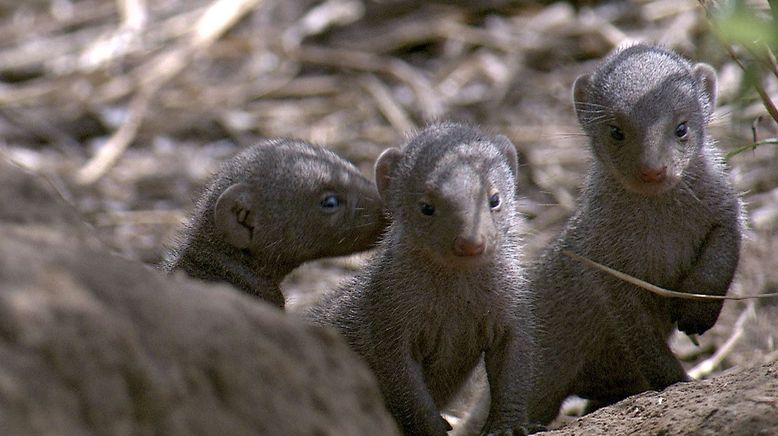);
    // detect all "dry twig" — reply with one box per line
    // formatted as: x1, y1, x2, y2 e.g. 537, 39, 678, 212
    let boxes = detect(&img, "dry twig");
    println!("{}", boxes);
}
361, 74, 417, 133
75, 0, 264, 185
563, 250, 778, 301
290, 44, 445, 119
